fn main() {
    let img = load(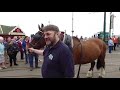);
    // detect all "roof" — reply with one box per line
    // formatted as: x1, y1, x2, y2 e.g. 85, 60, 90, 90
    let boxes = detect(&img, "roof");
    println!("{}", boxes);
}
0, 25, 16, 34
0, 25, 25, 36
